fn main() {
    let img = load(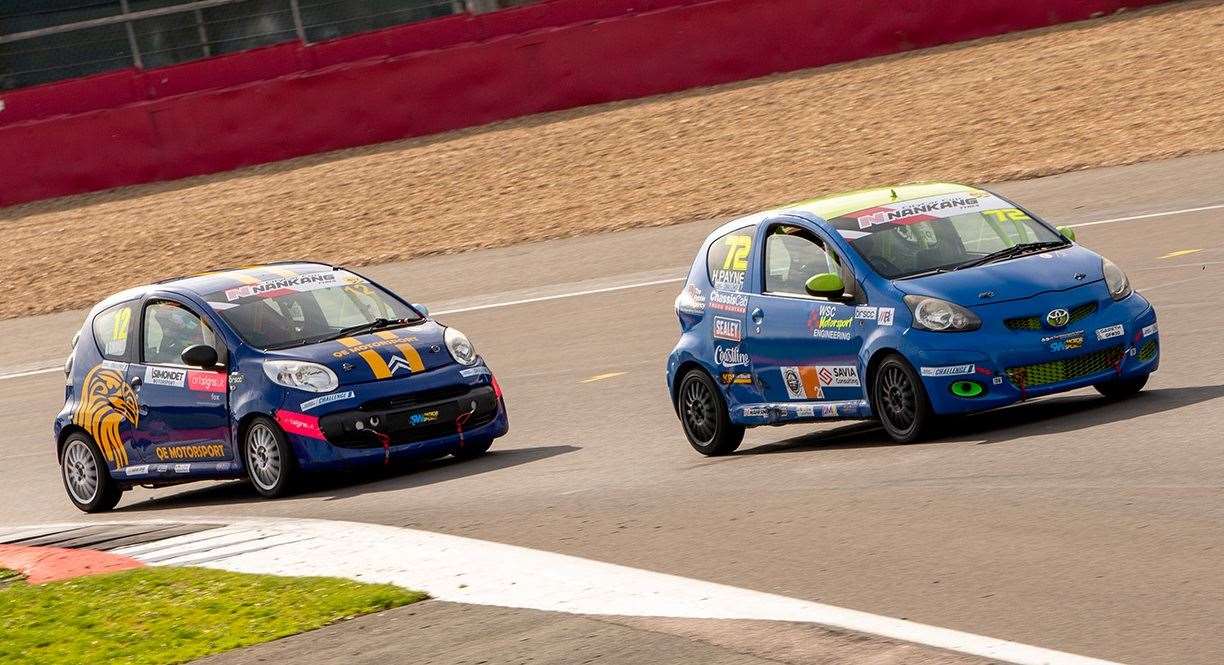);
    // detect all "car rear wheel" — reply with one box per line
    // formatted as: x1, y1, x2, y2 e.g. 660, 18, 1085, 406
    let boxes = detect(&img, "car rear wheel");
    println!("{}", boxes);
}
678, 369, 744, 456
872, 355, 935, 443
245, 416, 296, 498
61, 433, 122, 513
1094, 374, 1148, 399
